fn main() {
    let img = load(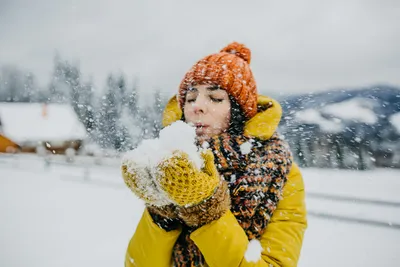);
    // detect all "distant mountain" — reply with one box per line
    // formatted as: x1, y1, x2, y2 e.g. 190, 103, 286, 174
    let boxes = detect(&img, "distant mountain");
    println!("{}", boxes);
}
278, 85, 400, 131
279, 85, 400, 117
276, 85, 400, 169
